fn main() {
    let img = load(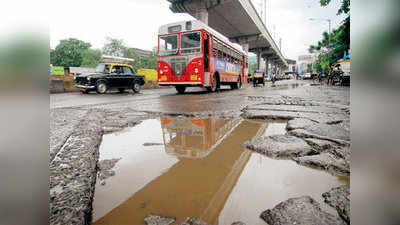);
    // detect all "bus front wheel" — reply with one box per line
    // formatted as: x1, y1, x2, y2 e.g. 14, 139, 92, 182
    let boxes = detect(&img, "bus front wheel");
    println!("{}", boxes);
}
175, 86, 186, 94
207, 75, 218, 92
